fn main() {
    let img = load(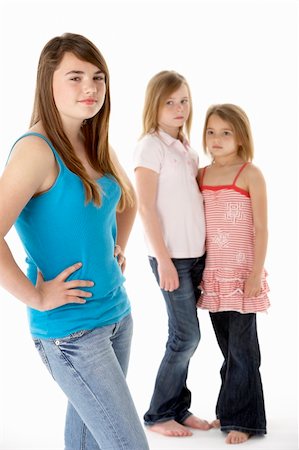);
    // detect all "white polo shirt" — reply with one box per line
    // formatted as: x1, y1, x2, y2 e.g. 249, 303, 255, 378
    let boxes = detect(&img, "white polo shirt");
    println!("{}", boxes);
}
133, 130, 206, 258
